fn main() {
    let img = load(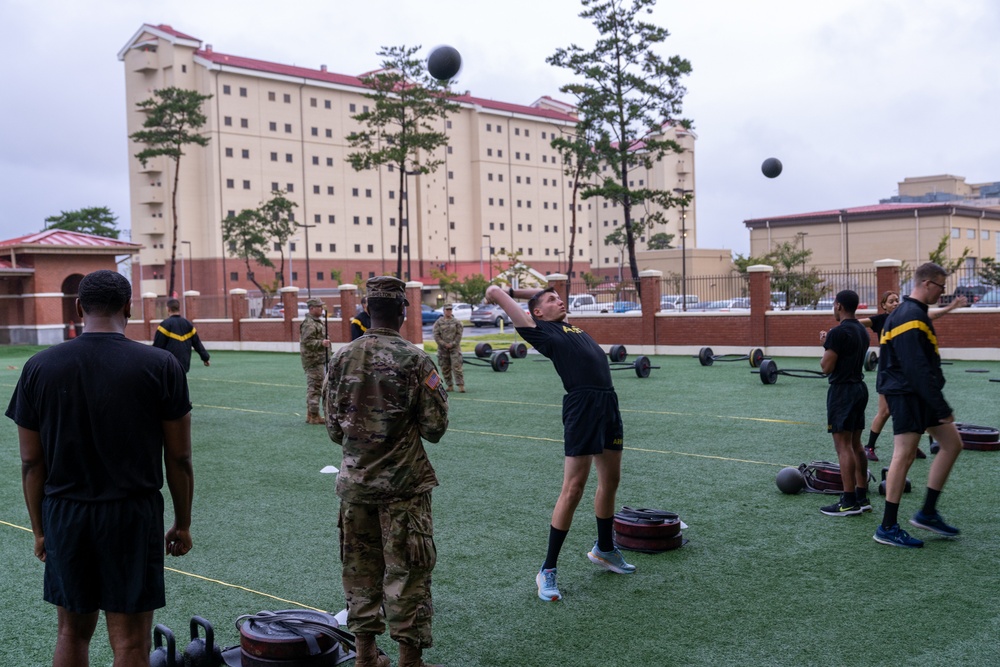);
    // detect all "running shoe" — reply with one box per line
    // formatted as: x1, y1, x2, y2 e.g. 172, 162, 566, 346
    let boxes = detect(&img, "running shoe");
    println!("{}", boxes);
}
820, 495, 863, 516
535, 567, 562, 601
864, 446, 879, 462
858, 497, 873, 513
587, 541, 637, 574
915, 447, 927, 459
873, 523, 924, 548
910, 509, 960, 537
